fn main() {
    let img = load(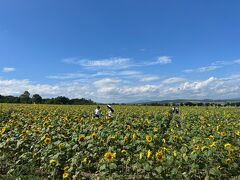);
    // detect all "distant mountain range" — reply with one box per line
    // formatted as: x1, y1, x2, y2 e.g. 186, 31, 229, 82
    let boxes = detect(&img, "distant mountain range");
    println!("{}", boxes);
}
129, 98, 240, 104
